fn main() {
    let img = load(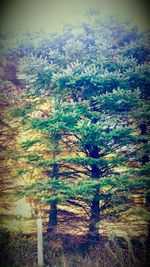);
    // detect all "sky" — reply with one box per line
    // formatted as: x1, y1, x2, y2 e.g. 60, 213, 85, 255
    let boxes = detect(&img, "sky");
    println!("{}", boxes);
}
0, 0, 150, 33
